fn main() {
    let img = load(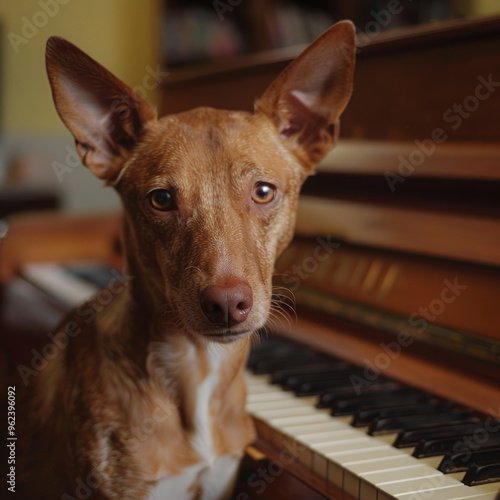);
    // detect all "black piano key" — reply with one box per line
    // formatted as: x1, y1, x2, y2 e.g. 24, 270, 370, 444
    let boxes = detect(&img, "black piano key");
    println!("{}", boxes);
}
251, 334, 290, 347
438, 447, 500, 473
394, 421, 488, 448
295, 375, 370, 396
331, 388, 428, 416
248, 337, 304, 358
352, 401, 453, 427
317, 380, 401, 408
296, 375, 398, 396
252, 356, 333, 375
248, 336, 339, 372
248, 344, 309, 362
64, 264, 121, 289
270, 361, 348, 384
281, 367, 361, 390
250, 353, 320, 374
413, 430, 500, 458
462, 463, 500, 486
284, 367, 366, 389
369, 409, 476, 435
246, 335, 498, 485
